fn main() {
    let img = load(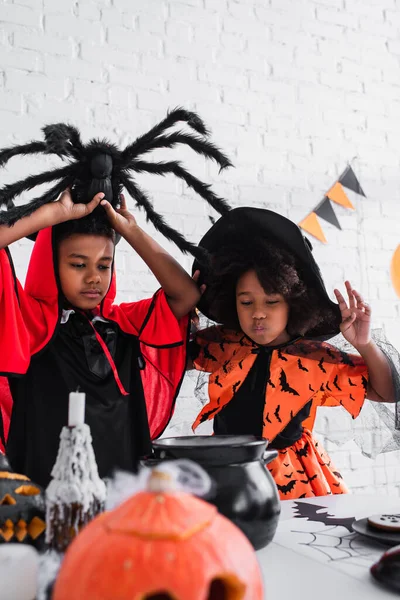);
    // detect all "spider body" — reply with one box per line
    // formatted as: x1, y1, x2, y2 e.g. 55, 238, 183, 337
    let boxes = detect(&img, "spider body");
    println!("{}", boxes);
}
0, 108, 232, 261
71, 146, 119, 207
